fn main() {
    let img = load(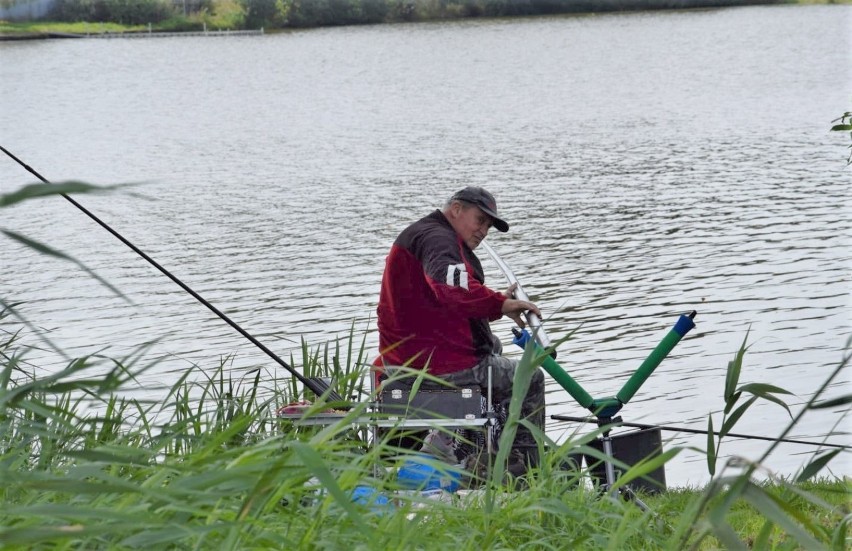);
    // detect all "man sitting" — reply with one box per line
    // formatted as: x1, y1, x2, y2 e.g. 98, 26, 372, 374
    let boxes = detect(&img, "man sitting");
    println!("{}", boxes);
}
376, 186, 546, 475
